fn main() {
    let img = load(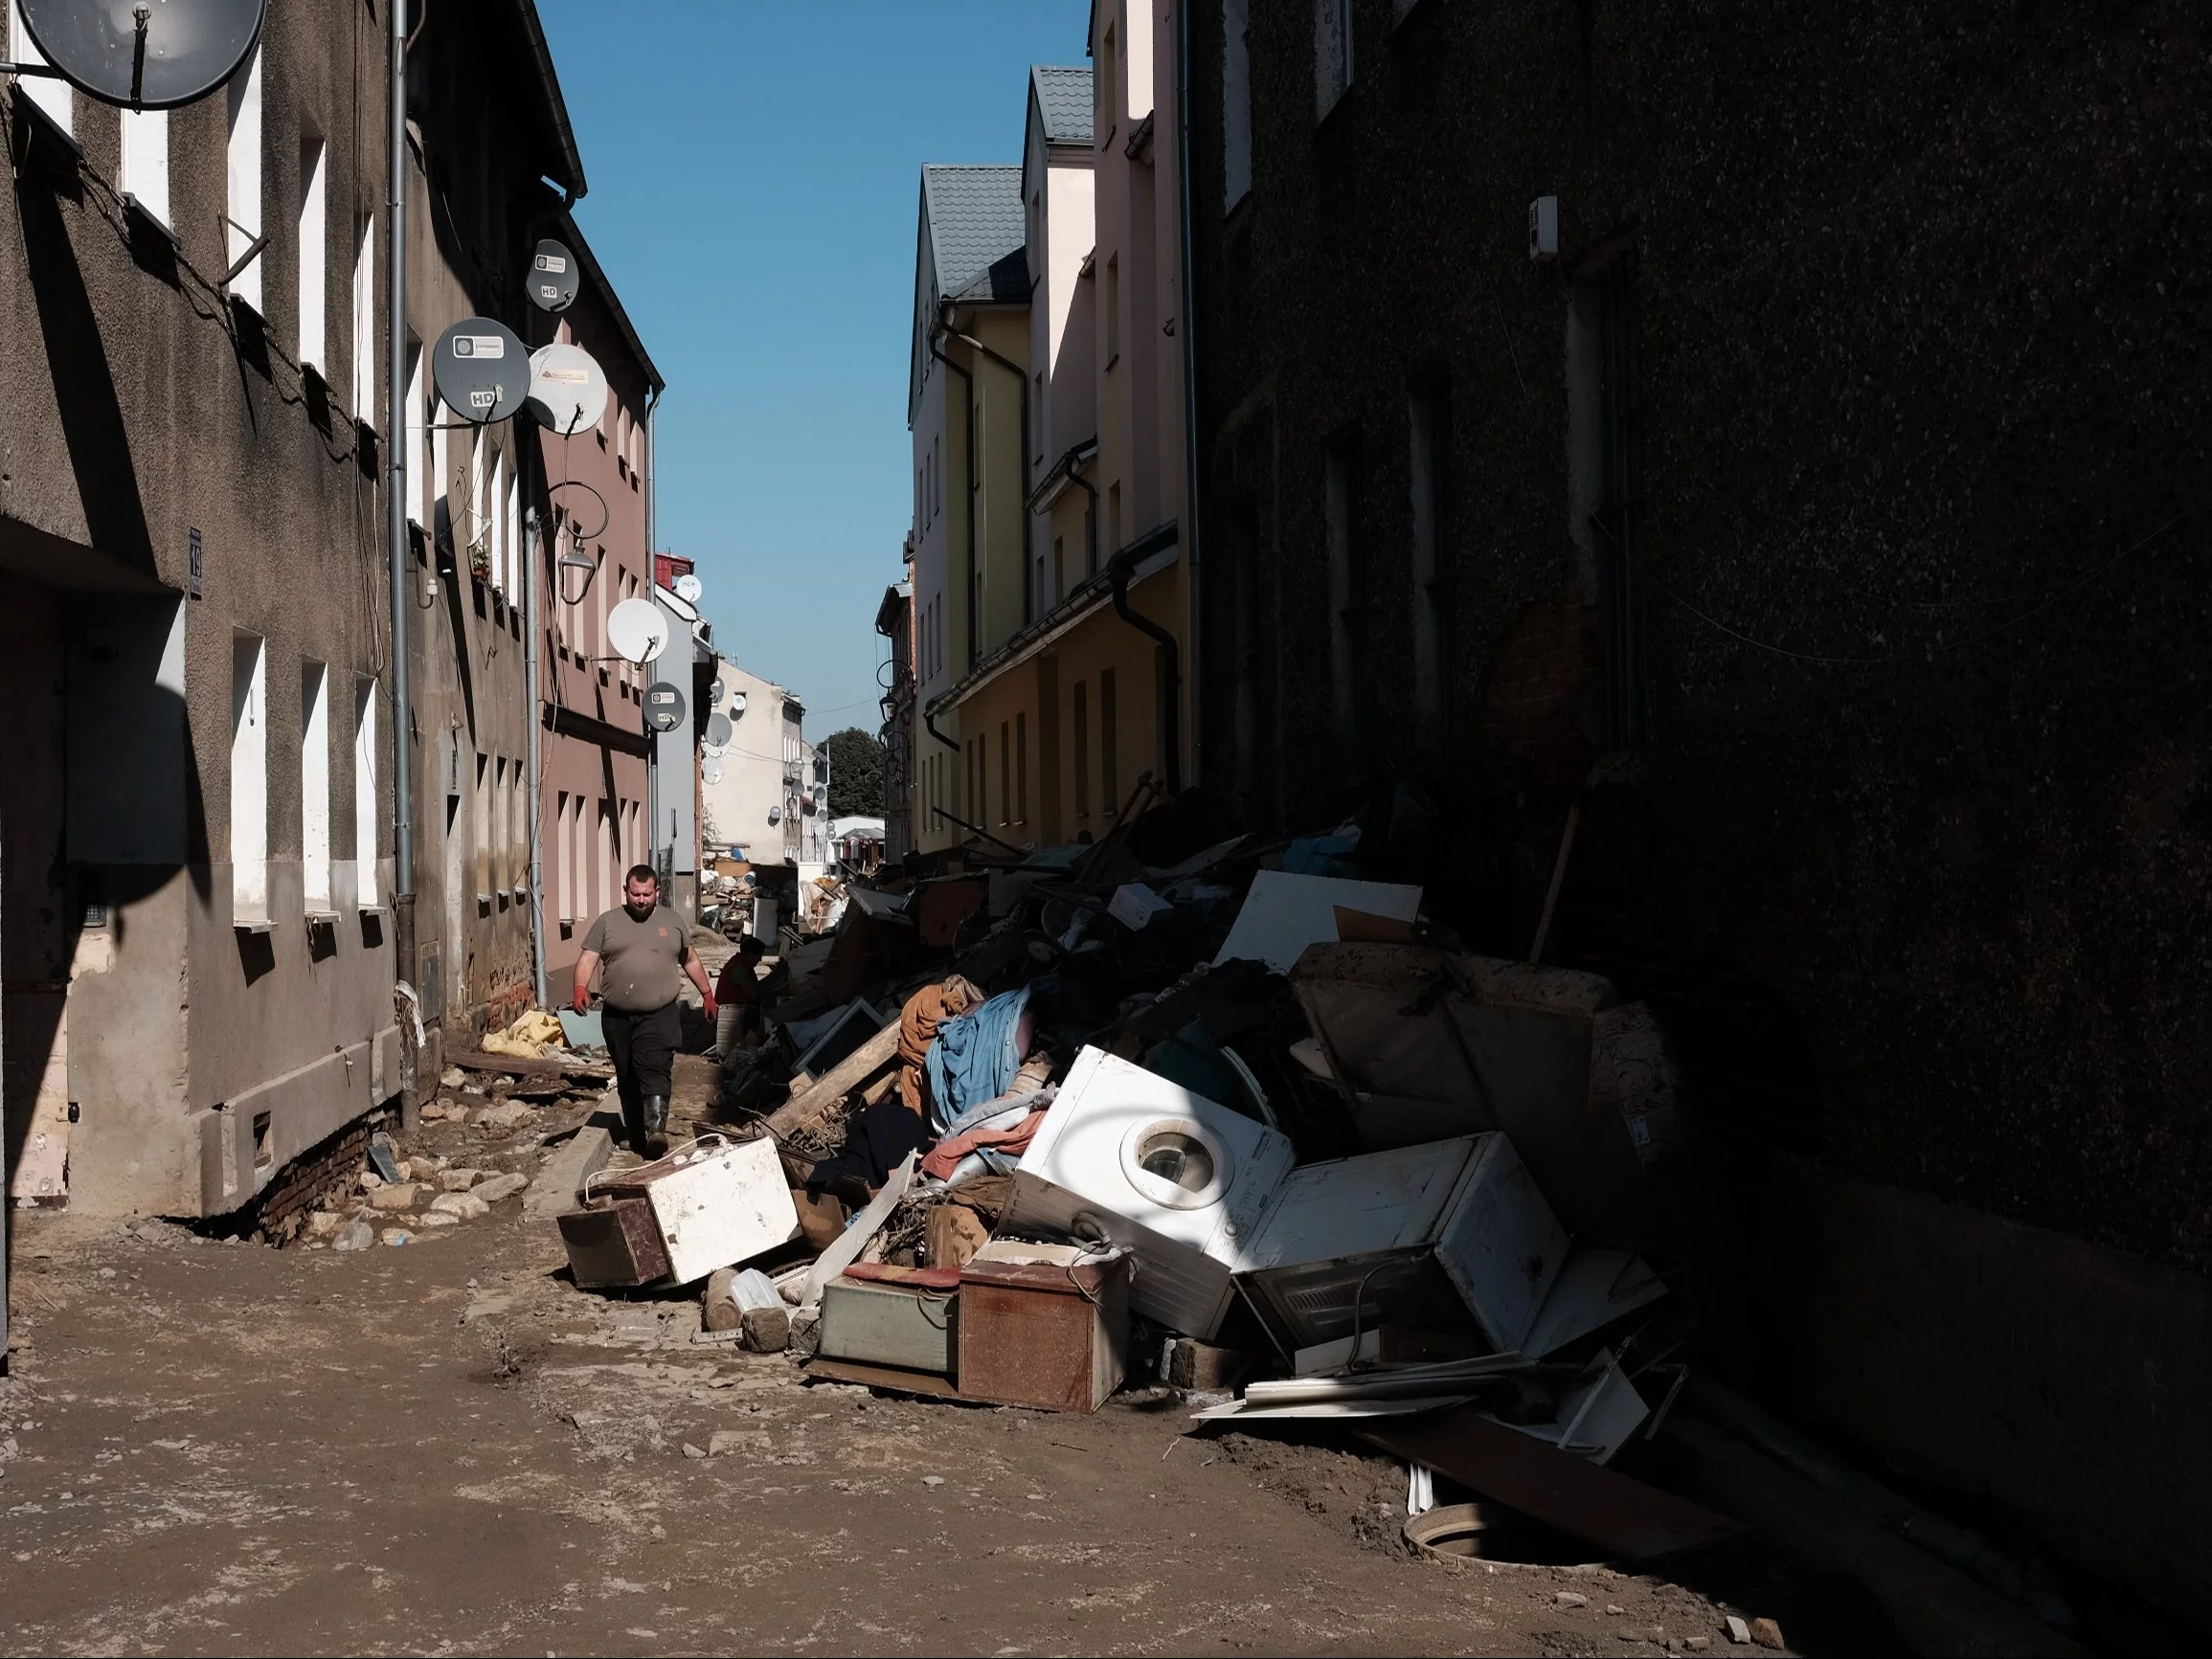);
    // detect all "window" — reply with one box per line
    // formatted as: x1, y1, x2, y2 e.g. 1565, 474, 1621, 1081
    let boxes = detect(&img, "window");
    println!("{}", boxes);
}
467, 433, 485, 579
353, 676, 378, 908
1223, 0, 1253, 208
1053, 535, 1065, 607
121, 107, 169, 225
1108, 482, 1122, 560
508, 470, 523, 609
297, 136, 327, 370
1098, 23, 1118, 142
1106, 256, 1121, 365
350, 214, 375, 423
1410, 380, 1455, 756
475, 754, 491, 902
404, 339, 425, 526
225, 44, 263, 311
1098, 669, 1119, 813
1072, 680, 1091, 818
999, 722, 1012, 825
1326, 432, 1367, 756
554, 790, 571, 920
432, 393, 452, 546
1015, 711, 1028, 825
1033, 370, 1044, 464
7, 0, 70, 132
1316, 0, 1354, 119
301, 662, 331, 913
230, 633, 268, 923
